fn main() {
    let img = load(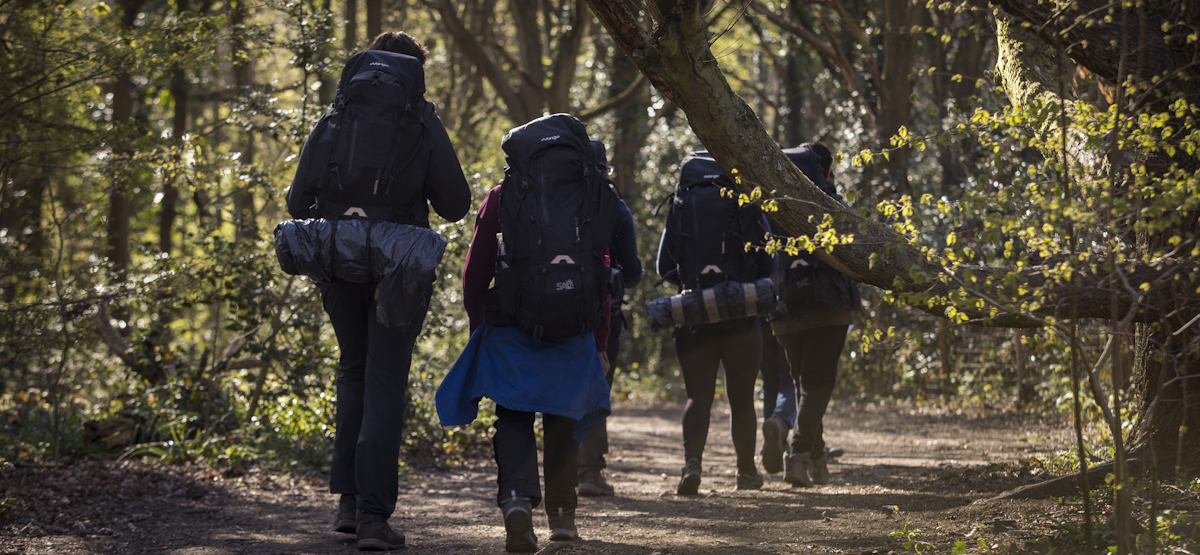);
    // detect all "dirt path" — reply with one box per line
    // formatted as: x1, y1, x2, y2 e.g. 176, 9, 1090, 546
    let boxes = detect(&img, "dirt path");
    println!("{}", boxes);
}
2, 401, 1087, 554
